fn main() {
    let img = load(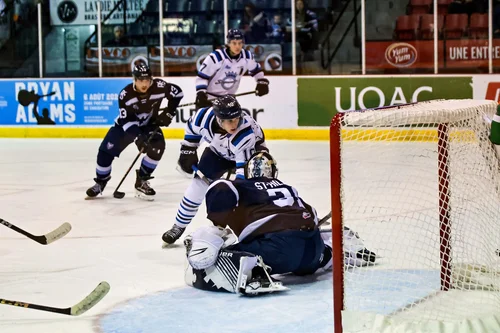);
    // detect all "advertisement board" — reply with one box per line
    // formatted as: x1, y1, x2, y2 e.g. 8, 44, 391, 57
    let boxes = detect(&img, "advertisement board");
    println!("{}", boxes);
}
297, 76, 473, 126
366, 40, 500, 71
472, 75, 500, 103
0, 76, 296, 130
85, 44, 283, 76
50, 0, 147, 26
